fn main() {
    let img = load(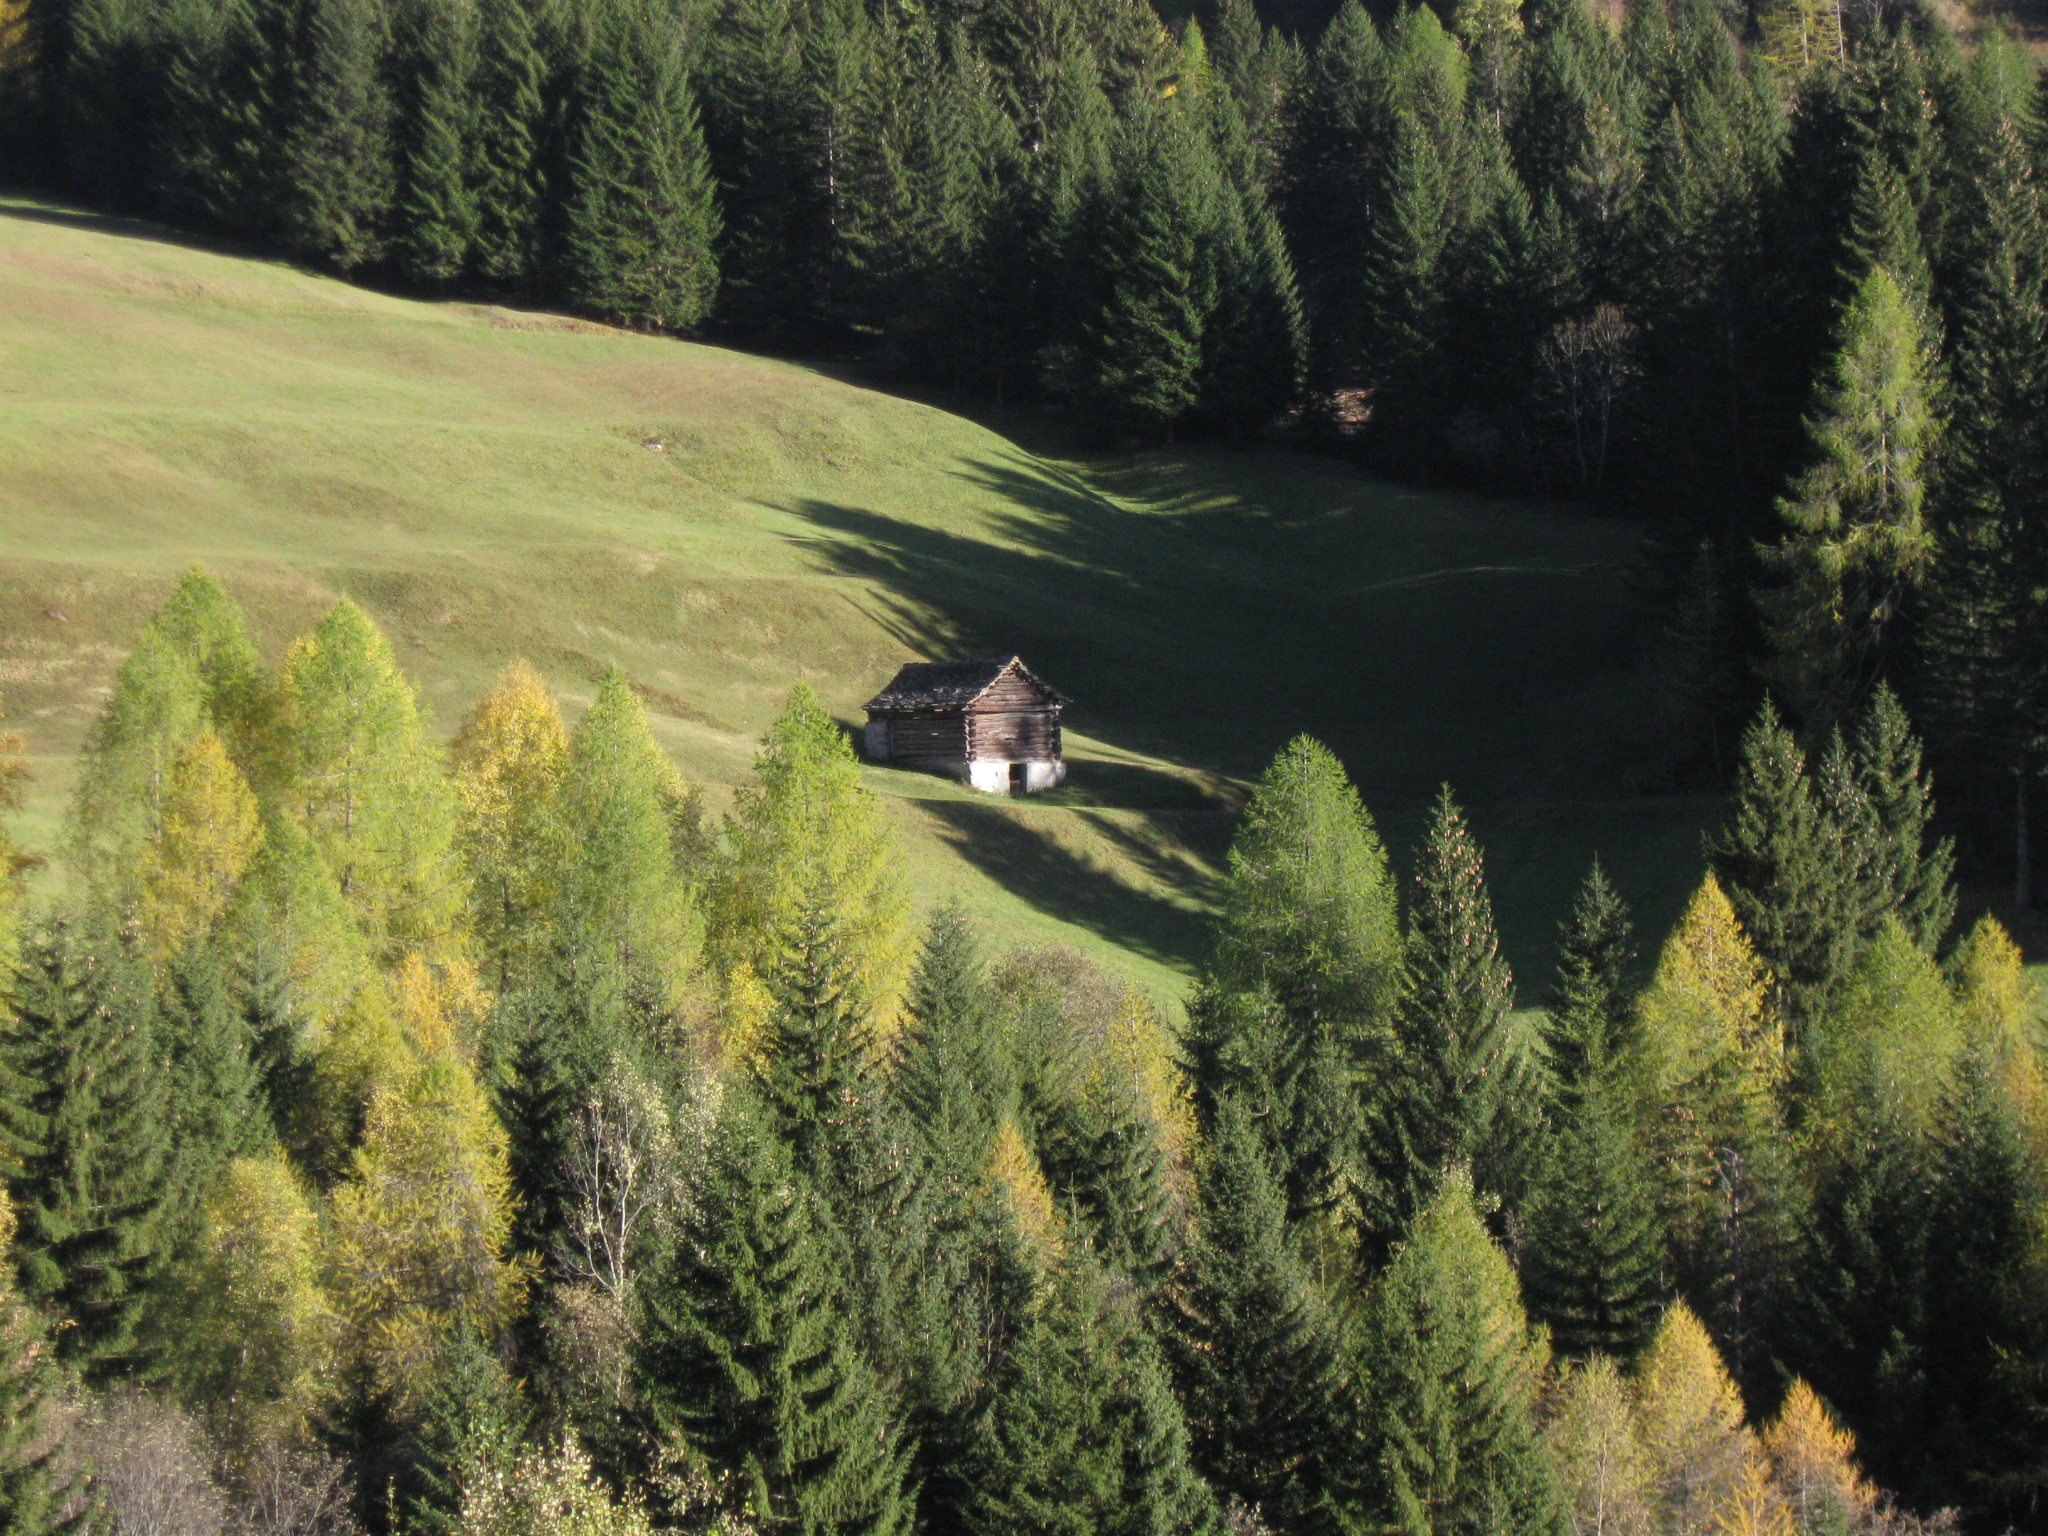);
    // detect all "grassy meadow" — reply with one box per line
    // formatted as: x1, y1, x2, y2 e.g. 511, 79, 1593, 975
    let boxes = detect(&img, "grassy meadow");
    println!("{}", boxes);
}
0, 195, 1719, 1002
